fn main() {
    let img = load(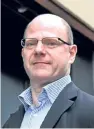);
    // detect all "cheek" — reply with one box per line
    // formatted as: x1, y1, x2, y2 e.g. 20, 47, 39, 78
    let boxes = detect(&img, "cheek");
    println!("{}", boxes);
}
51, 48, 70, 67
22, 50, 32, 66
